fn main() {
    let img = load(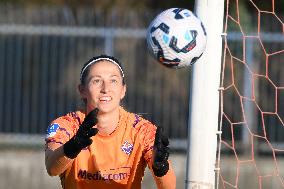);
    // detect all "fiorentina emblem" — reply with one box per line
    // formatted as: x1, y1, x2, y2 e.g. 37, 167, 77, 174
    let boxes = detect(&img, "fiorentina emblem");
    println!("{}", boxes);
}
121, 141, 134, 155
